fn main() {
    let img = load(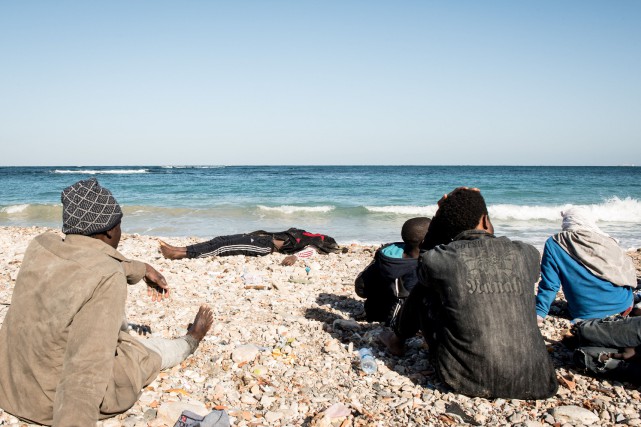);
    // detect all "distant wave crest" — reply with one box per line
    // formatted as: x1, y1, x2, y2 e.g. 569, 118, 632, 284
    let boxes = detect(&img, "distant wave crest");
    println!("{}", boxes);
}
53, 169, 148, 174
161, 165, 224, 169
257, 205, 335, 214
